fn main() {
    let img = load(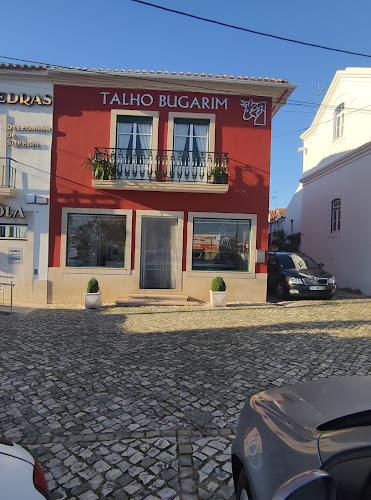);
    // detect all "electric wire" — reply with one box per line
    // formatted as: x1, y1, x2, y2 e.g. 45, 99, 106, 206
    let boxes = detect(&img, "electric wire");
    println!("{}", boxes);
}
131, 0, 371, 59
2, 54, 371, 116
1, 56, 371, 139
273, 103, 371, 138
